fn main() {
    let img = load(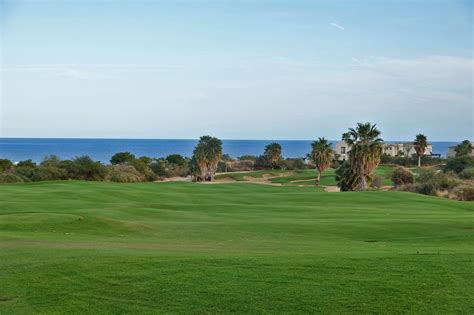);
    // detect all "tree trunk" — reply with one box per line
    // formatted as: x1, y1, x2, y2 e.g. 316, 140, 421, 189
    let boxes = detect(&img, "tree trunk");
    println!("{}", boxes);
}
418, 156, 421, 168
359, 168, 366, 191
316, 170, 321, 186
